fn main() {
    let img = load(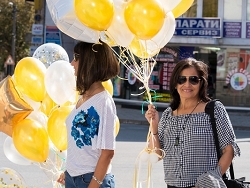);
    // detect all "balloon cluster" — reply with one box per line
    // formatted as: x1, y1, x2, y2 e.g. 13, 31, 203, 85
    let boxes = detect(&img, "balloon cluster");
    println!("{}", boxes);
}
47, 0, 194, 59
0, 43, 120, 187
